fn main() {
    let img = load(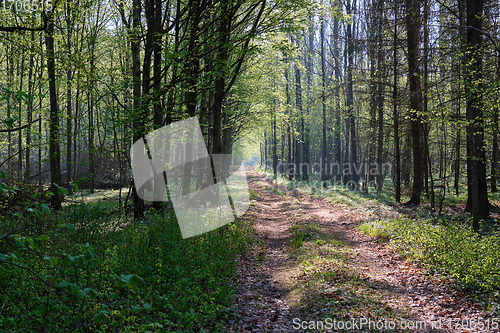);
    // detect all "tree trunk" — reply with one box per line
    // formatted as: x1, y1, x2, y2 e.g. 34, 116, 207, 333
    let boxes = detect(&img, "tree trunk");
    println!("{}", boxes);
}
405, 0, 424, 205
375, 0, 385, 191
131, 0, 145, 218
492, 55, 500, 193
346, 0, 358, 188
46, 20, 62, 209
294, 38, 304, 180
393, 3, 401, 202
321, 13, 327, 185
284, 57, 293, 180
465, 0, 489, 230
25, 31, 34, 182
